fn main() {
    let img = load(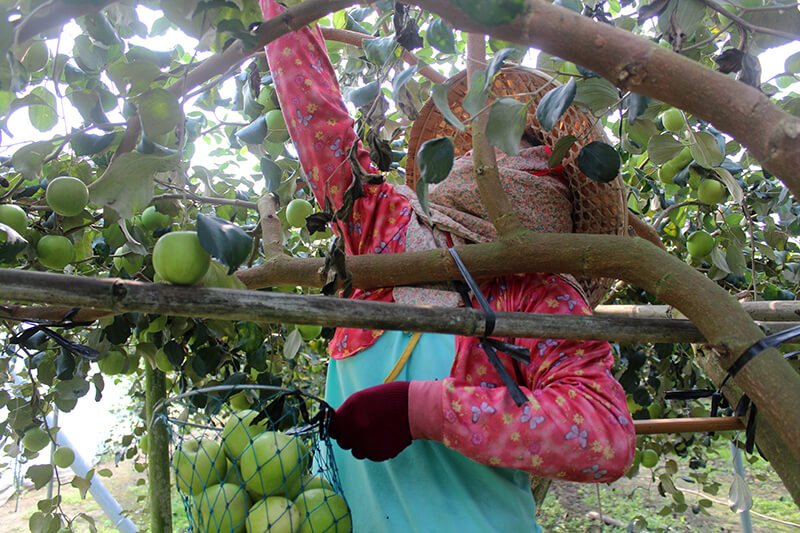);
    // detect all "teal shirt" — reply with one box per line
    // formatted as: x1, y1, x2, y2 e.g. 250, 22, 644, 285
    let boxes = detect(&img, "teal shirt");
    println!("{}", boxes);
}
325, 331, 542, 533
